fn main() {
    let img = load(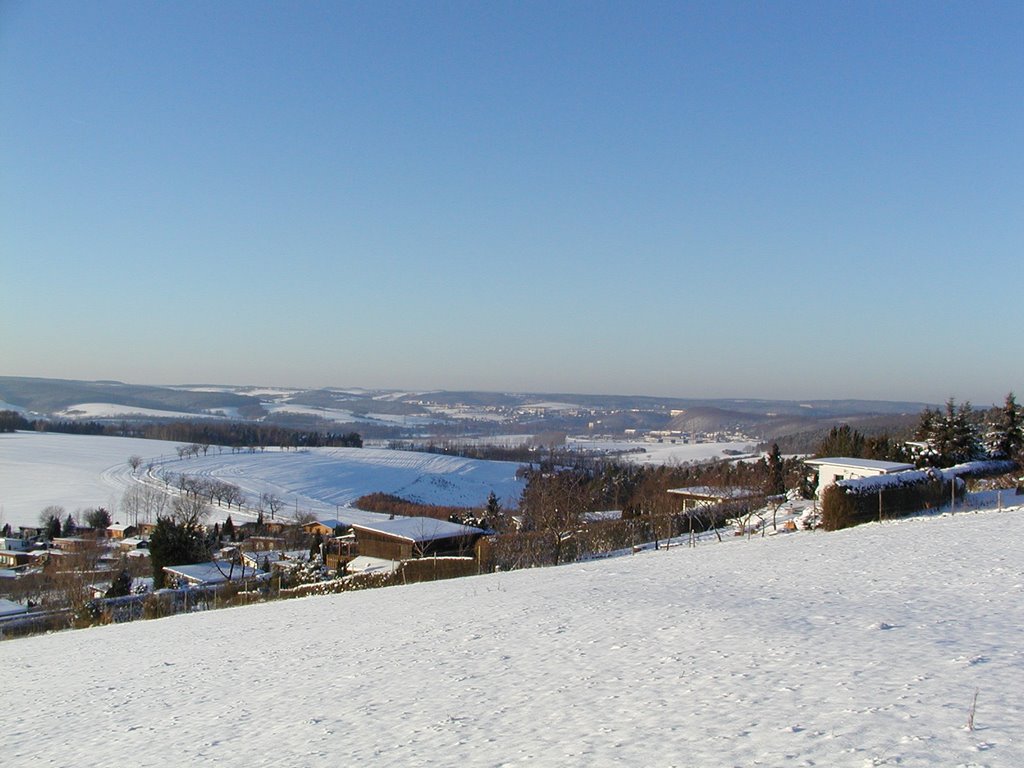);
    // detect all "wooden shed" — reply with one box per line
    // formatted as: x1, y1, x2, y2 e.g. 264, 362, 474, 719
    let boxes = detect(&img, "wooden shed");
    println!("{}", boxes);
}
351, 517, 484, 561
